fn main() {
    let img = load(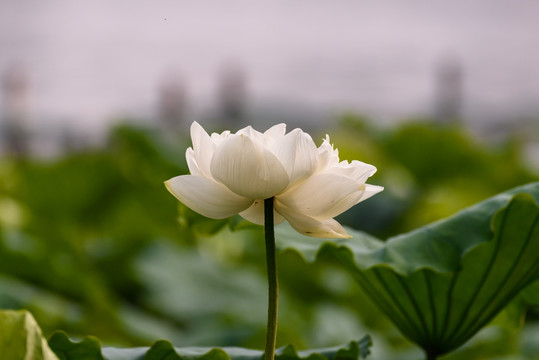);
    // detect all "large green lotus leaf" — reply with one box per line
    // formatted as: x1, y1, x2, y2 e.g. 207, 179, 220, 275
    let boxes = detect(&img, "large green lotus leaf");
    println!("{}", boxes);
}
520, 278, 539, 306
0, 310, 59, 360
48, 331, 371, 360
275, 183, 539, 358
